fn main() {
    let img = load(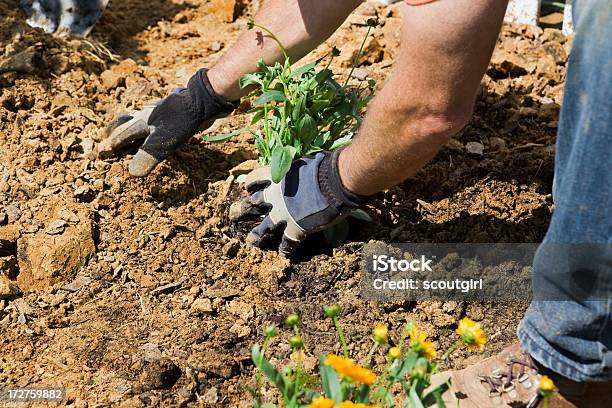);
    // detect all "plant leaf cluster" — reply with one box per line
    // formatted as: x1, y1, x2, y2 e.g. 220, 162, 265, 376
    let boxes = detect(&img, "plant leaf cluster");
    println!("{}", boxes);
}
205, 22, 376, 183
